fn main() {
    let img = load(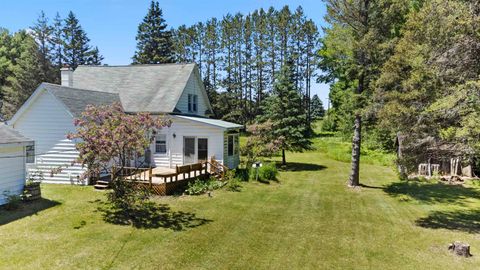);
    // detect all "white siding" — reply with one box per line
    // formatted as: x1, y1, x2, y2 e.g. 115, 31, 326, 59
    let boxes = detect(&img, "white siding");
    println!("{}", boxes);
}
175, 72, 210, 116
12, 90, 86, 184
0, 145, 26, 205
151, 117, 224, 168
